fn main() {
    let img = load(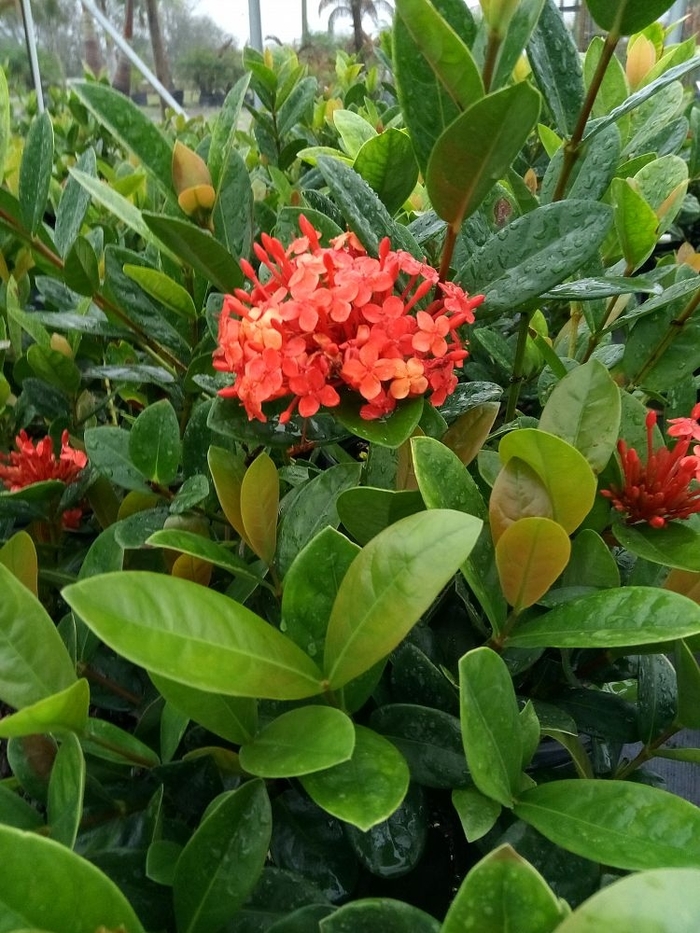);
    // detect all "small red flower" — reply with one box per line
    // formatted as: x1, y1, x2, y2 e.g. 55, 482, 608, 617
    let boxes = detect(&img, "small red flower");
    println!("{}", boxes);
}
601, 410, 700, 528
0, 430, 88, 528
213, 216, 485, 423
